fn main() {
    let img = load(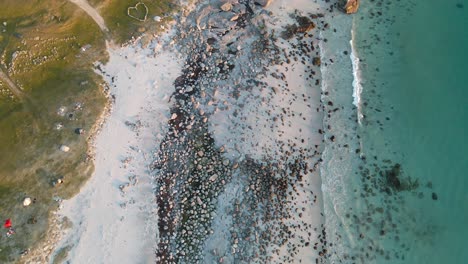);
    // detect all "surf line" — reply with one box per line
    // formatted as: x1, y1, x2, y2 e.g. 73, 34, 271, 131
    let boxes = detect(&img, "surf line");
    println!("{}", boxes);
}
350, 24, 363, 125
